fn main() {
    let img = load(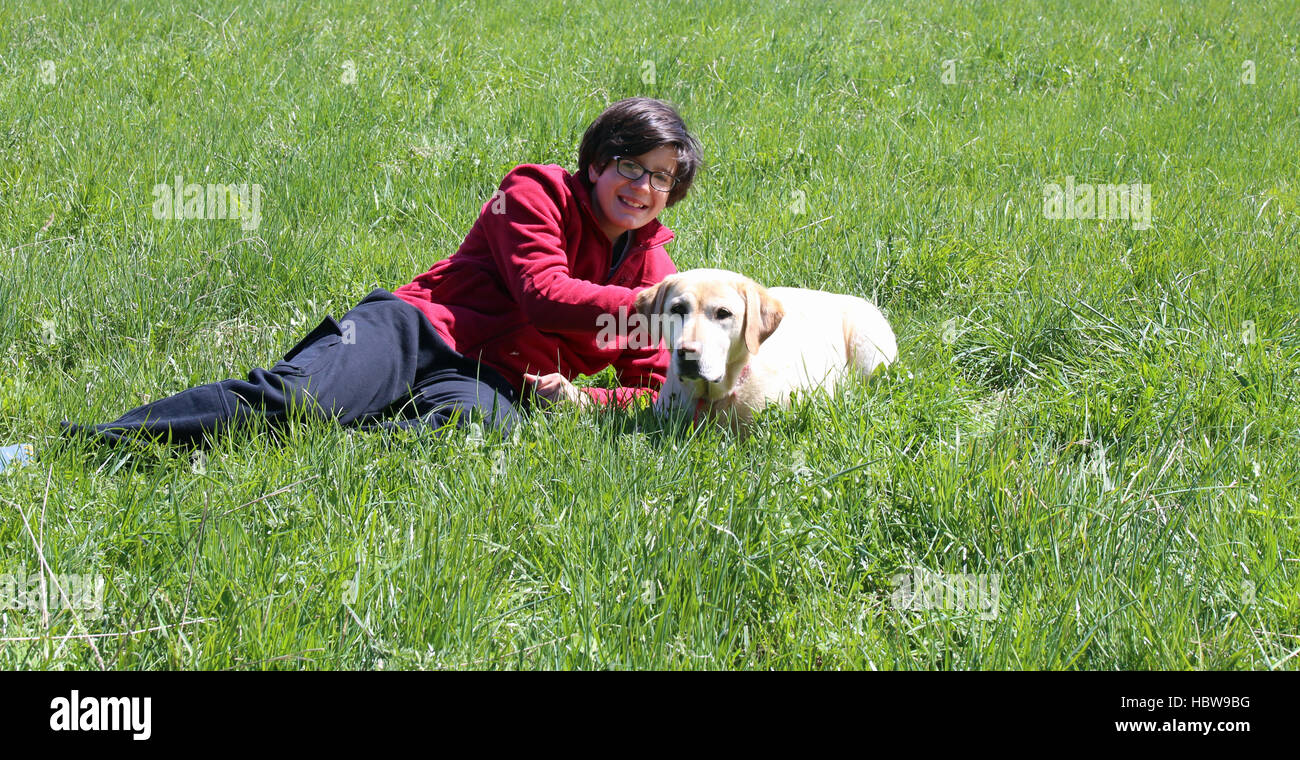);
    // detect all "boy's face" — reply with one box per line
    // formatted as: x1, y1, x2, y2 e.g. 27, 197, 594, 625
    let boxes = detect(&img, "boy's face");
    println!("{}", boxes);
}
587, 144, 677, 243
